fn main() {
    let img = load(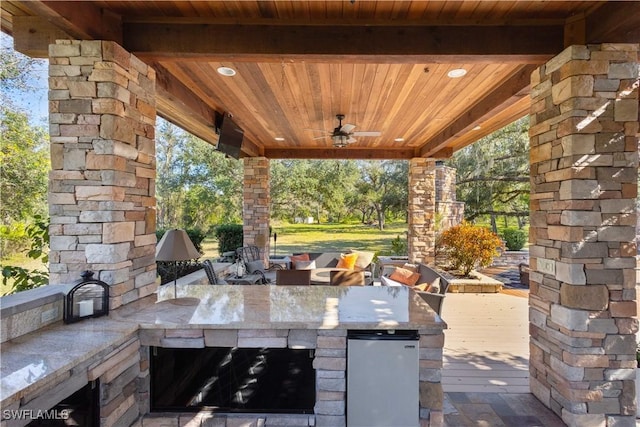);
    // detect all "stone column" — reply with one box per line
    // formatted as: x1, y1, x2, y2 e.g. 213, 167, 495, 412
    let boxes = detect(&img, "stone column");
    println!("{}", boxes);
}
408, 158, 437, 264
435, 162, 464, 231
48, 40, 157, 309
243, 157, 271, 260
529, 44, 639, 426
